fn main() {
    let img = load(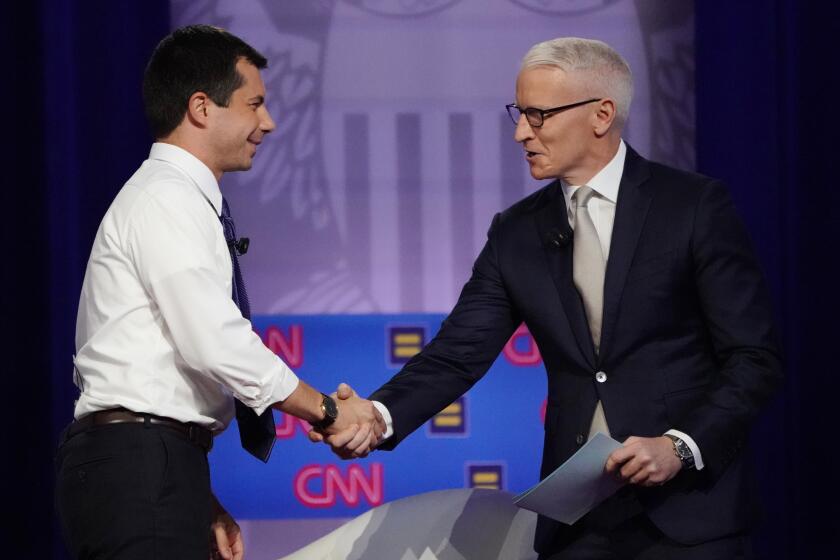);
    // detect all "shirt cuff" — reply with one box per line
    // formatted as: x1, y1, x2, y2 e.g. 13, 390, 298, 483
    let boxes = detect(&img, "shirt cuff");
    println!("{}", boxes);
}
250, 366, 300, 416
372, 401, 394, 442
665, 429, 705, 470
